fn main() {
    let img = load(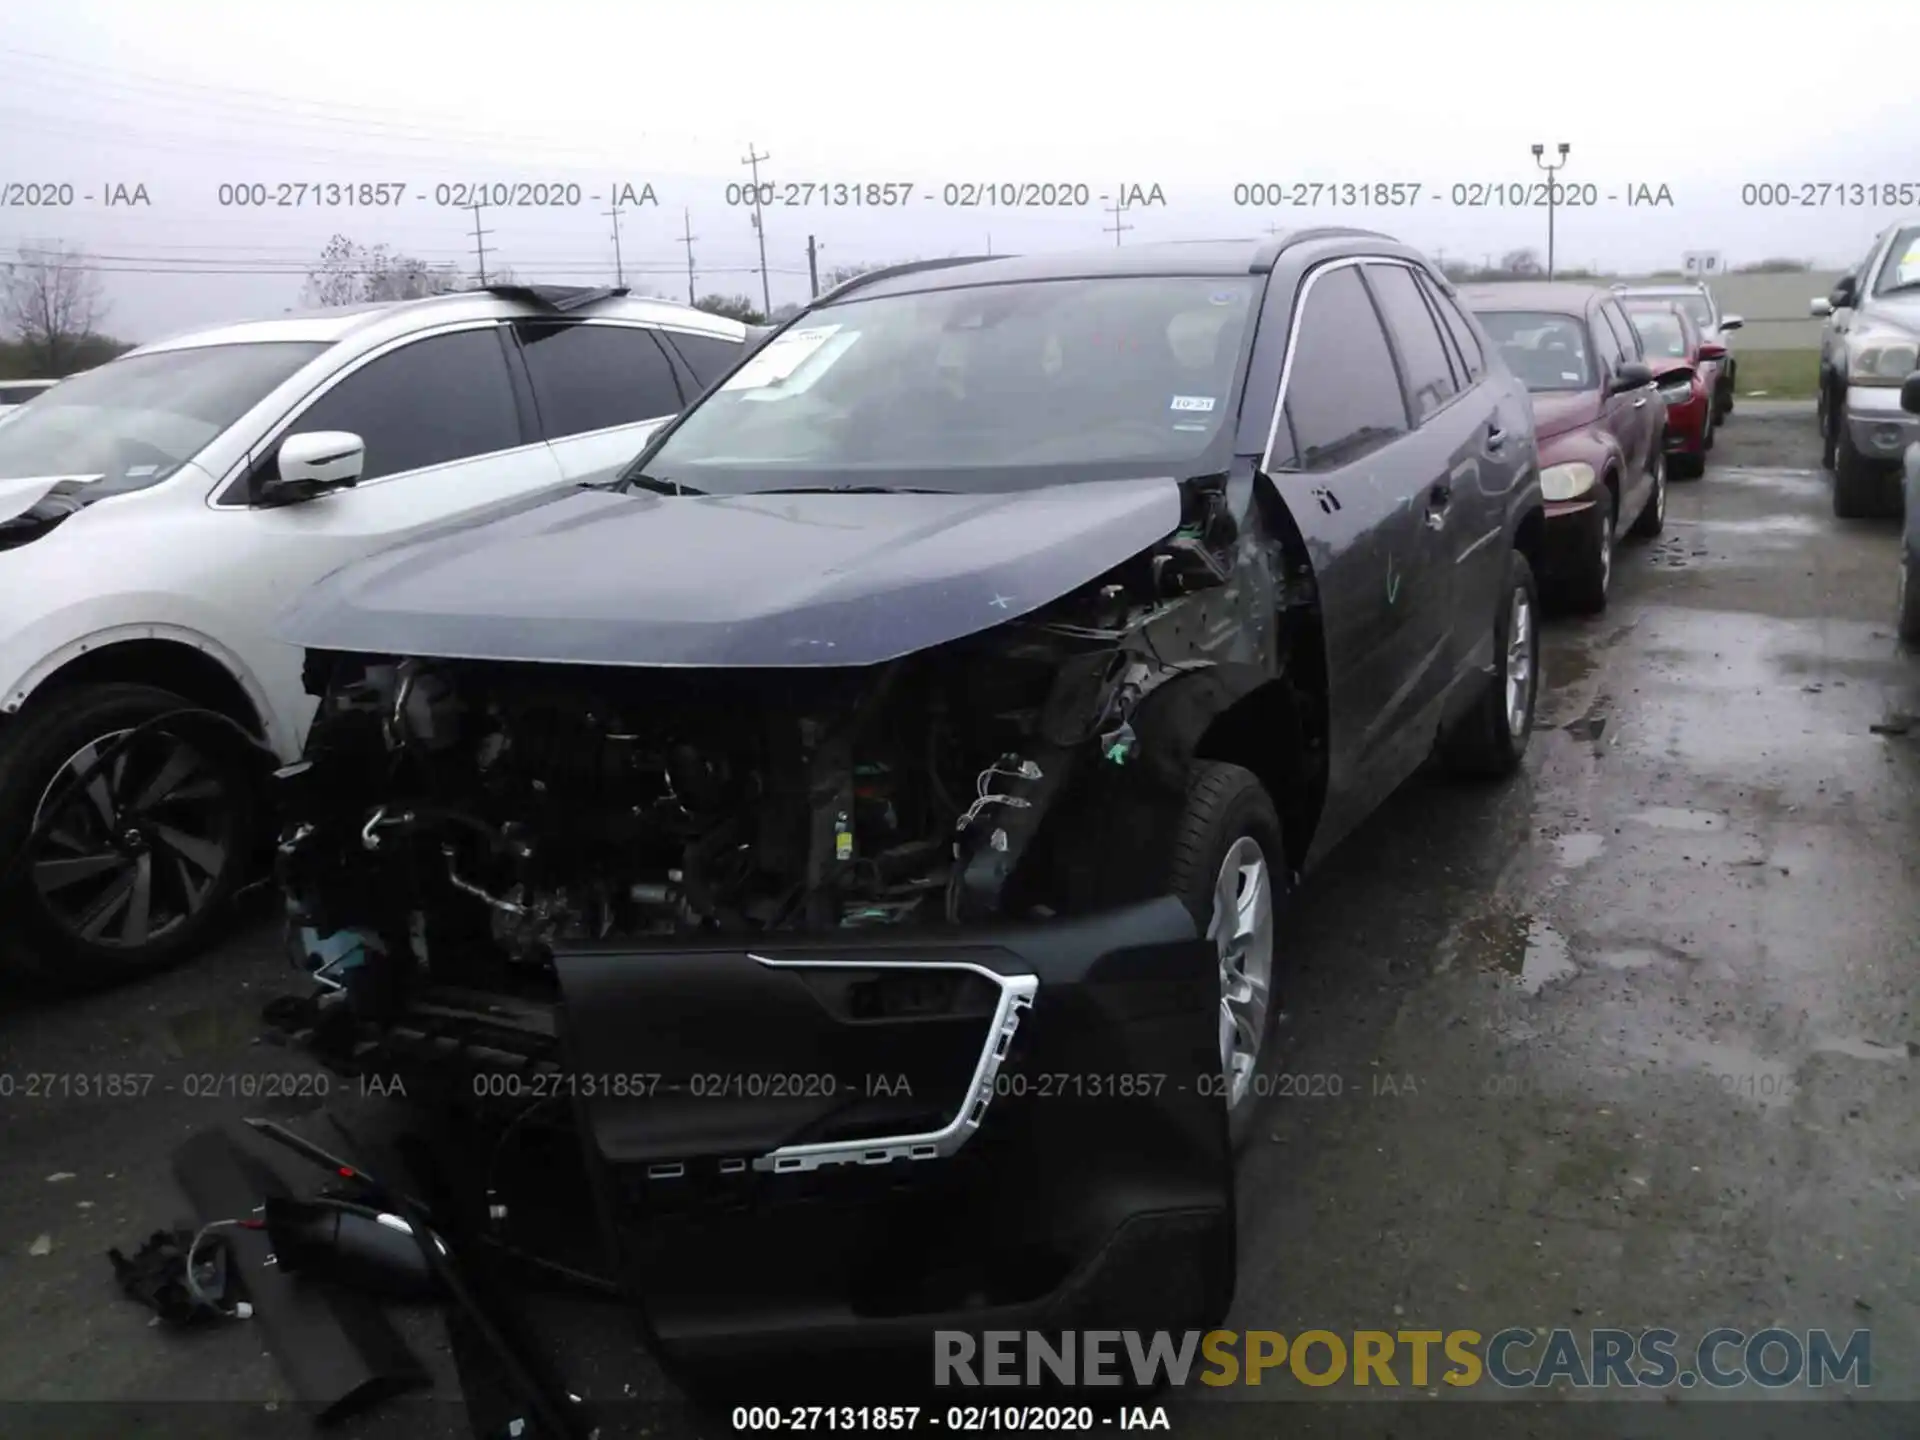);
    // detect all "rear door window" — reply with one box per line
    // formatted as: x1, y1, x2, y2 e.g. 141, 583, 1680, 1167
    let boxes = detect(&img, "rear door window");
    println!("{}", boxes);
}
1362, 263, 1461, 422
516, 322, 685, 440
